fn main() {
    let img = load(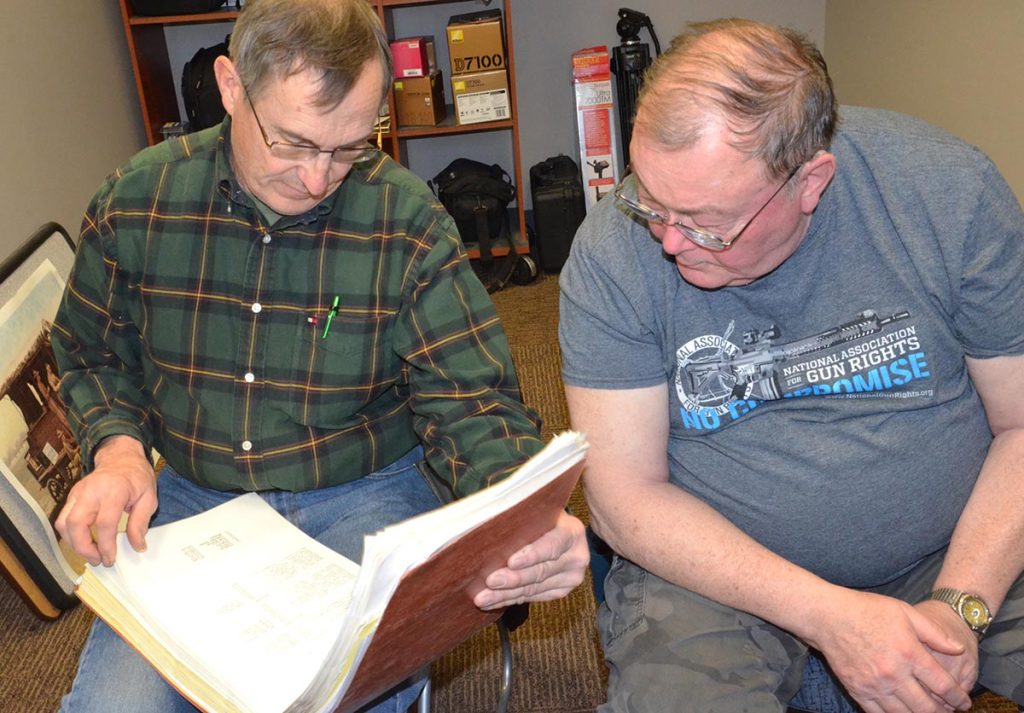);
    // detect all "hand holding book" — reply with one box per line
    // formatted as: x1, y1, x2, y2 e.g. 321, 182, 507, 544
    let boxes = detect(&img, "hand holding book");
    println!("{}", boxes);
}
55, 434, 157, 567
475, 509, 589, 610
